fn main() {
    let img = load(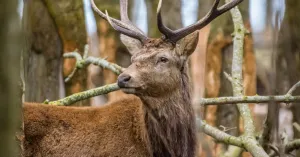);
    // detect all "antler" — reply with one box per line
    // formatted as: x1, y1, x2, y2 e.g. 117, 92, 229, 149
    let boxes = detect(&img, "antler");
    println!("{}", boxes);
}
91, 0, 148, 43
157, 0, 244, 43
